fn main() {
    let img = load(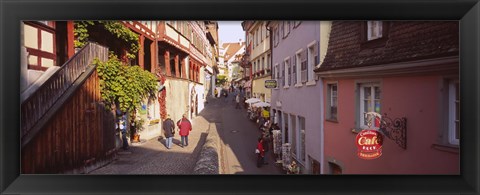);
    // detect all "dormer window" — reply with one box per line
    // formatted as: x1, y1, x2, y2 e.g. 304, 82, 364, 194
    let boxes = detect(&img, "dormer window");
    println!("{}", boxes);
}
367, 21, 383, 40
